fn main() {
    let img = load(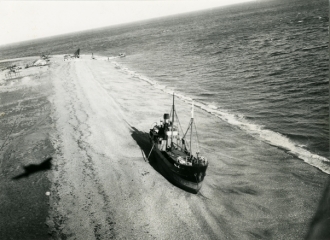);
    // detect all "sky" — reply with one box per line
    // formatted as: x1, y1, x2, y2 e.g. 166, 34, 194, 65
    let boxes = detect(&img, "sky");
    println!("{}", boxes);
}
0, 0, 254, 46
